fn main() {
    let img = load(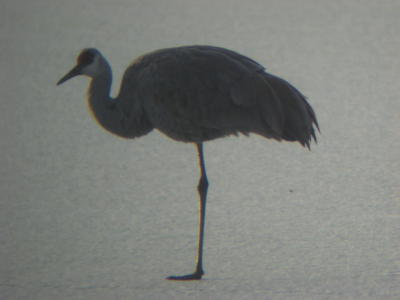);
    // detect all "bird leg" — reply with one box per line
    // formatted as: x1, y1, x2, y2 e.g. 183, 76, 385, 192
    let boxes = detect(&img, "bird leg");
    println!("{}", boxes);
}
167, 143, 208, 281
